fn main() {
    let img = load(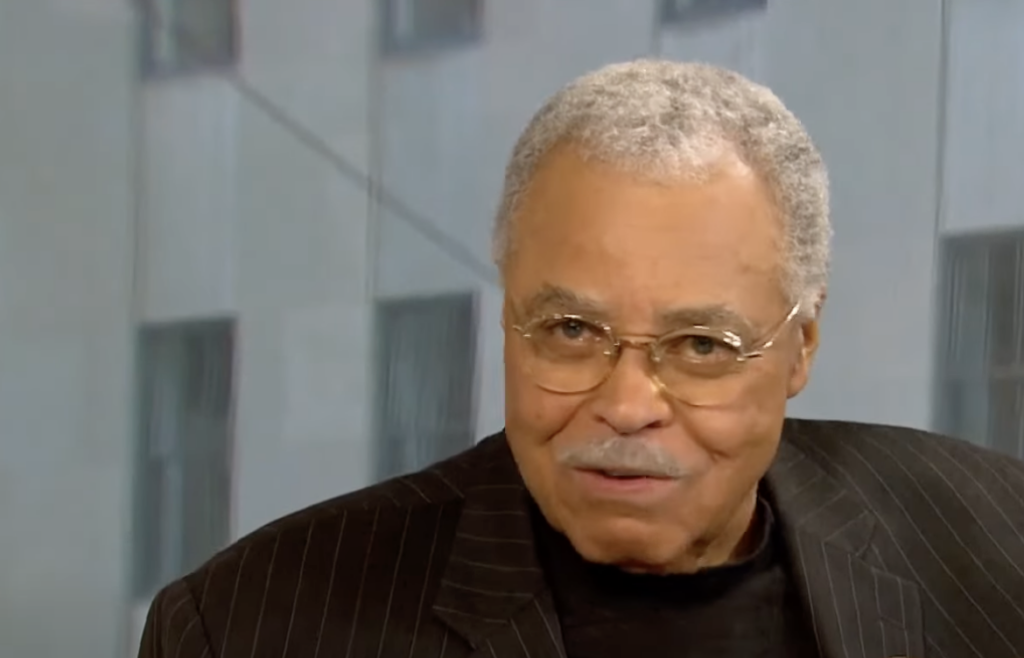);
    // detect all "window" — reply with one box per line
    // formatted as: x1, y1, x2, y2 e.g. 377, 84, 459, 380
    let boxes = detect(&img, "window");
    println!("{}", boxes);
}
936, 231, 1024, 459
132, 319, 235, 597
138, 0, 237, 77
380, 0, 483, 55
659, 0, 767, 25
374, 293, 478, 480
